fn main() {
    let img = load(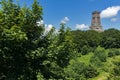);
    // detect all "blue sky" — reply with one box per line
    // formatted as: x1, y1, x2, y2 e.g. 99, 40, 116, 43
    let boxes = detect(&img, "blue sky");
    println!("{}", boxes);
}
18, 0, 120, 30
